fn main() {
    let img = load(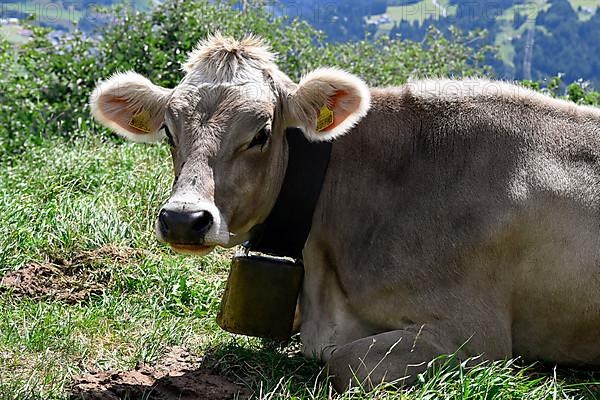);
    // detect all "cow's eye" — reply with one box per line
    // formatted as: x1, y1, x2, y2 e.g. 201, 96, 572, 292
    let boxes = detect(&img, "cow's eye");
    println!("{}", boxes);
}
162, 124, 175, 147
247, 126, 270, 150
